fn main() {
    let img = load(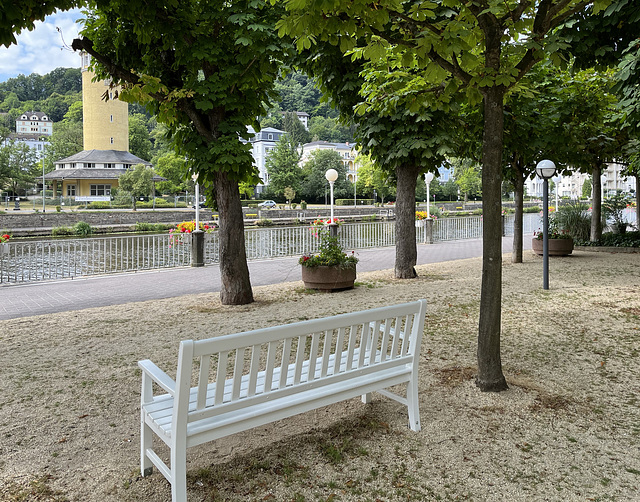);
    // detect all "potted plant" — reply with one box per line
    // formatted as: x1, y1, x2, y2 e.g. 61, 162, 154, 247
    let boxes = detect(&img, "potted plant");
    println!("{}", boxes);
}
532, 211, 574, 256
0, 233, 10, 254
299, 219, 358, 291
